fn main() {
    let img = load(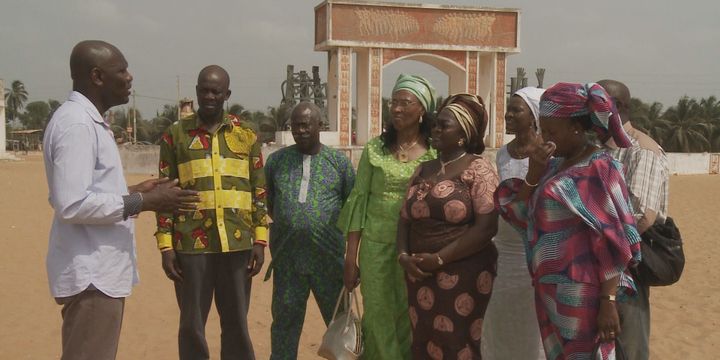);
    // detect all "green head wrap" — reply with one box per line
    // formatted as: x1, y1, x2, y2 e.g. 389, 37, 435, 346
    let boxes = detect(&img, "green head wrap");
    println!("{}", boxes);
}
392, 74, 437, 115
